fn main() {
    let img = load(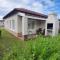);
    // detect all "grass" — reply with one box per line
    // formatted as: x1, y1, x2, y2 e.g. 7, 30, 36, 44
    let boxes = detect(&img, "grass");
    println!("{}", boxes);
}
0, 29, 60, 60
